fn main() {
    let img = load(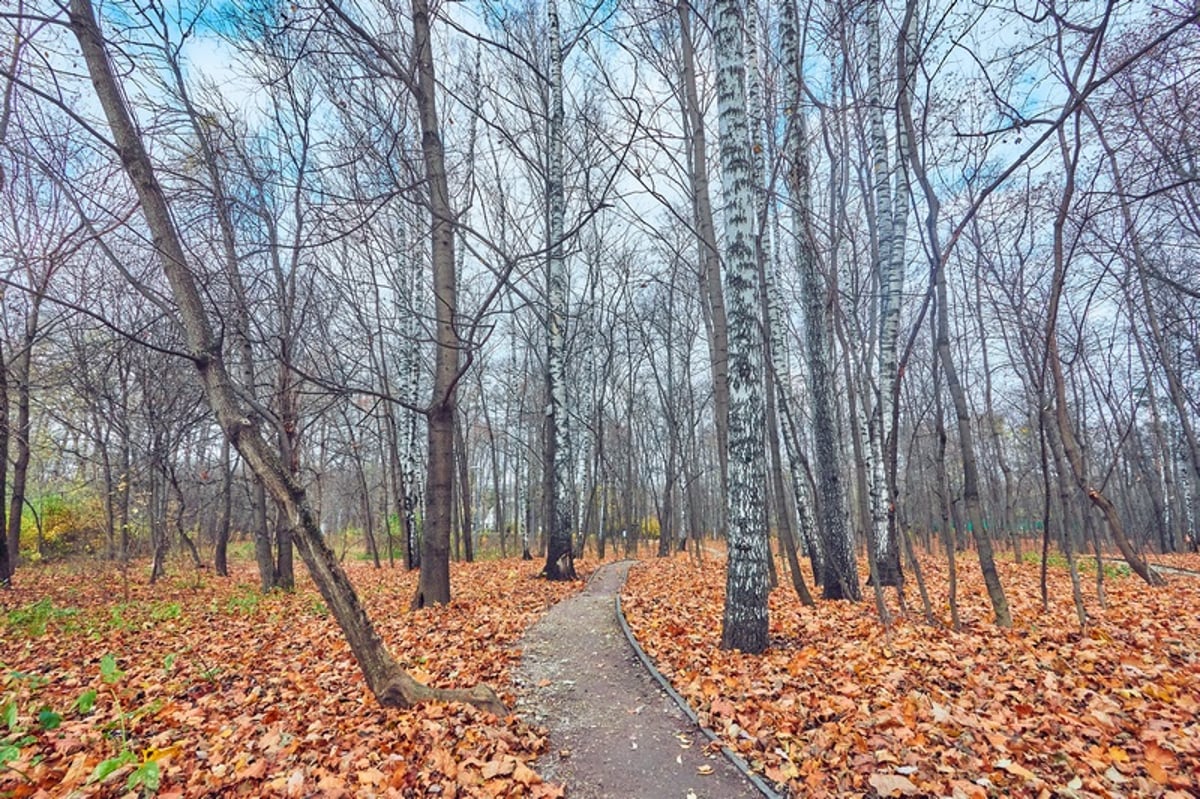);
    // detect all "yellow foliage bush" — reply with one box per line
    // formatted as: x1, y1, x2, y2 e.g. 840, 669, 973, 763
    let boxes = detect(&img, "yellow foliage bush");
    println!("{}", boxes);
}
20, 490, 107, 561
